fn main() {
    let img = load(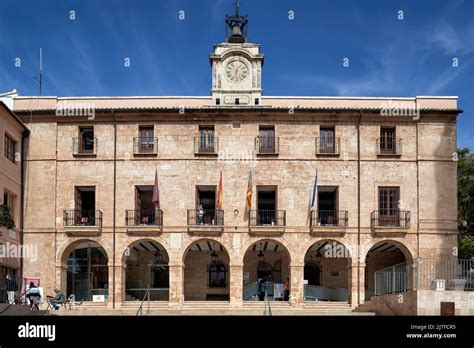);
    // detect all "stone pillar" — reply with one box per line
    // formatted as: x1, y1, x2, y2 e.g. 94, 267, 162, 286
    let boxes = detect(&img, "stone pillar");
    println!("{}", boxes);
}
289, 263, 304, 307
229, 264, 243, 308
56, 264, 67, 294
108, 264, 117, 309
168, 263, 184, 308
348, 262, 365, 308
